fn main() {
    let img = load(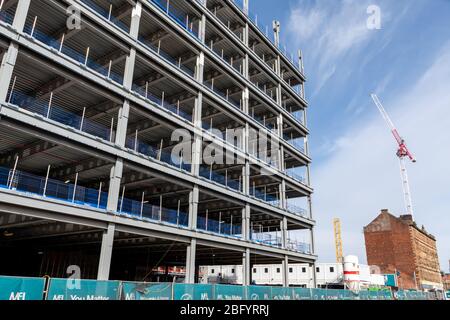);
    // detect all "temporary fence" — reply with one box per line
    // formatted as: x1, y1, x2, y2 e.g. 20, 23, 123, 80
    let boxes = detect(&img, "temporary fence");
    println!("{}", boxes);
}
1, 275, 440, 301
